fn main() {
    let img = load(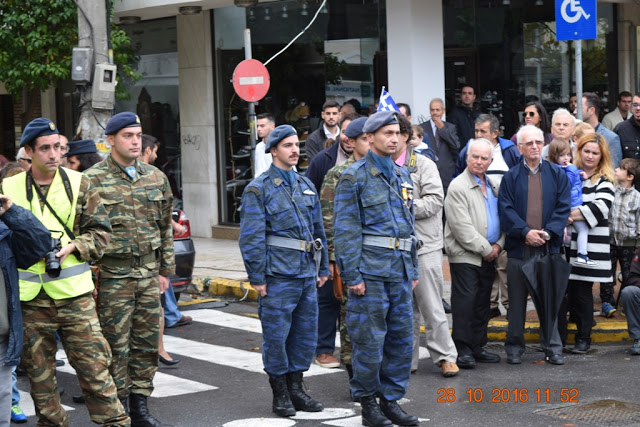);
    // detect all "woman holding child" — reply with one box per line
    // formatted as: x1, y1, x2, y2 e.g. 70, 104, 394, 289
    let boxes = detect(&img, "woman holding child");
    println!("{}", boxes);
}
558, 133, 615, 354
